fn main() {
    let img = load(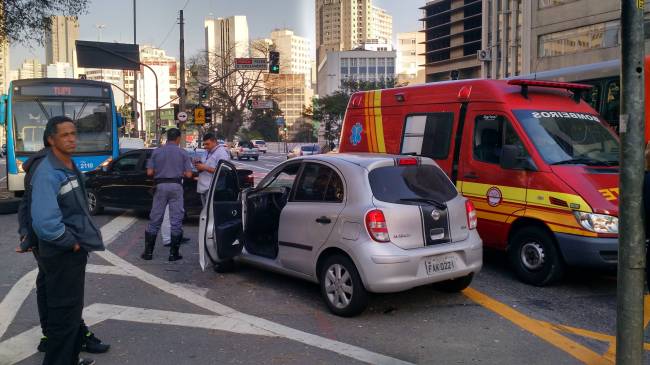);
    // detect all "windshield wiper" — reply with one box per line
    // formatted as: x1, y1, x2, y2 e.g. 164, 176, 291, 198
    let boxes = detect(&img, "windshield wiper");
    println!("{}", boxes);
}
551, 158, 611, 166
399, 198, 446, 209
